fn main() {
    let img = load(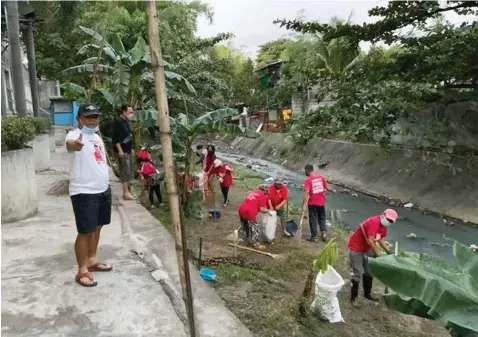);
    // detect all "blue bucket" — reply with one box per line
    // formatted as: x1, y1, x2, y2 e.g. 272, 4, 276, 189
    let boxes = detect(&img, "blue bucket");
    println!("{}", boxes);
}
208, 208, 221, 219
200, 268, 216, 282
286, 220, 298, 236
